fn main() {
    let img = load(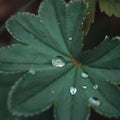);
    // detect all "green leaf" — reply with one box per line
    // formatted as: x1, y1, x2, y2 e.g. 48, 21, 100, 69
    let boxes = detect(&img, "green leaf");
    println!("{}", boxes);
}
0, 0, 119, 120
8, 64, 73, 116
82, 0, 96, 35
6, 13, 69, 56
79, 36, 120, 83
0, 72, 22, 120
0, 72, 54, 120
99, 0, 120, 17
55, 68, 90, 120
82, 67, 120, 117
0, 44, 71, 73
